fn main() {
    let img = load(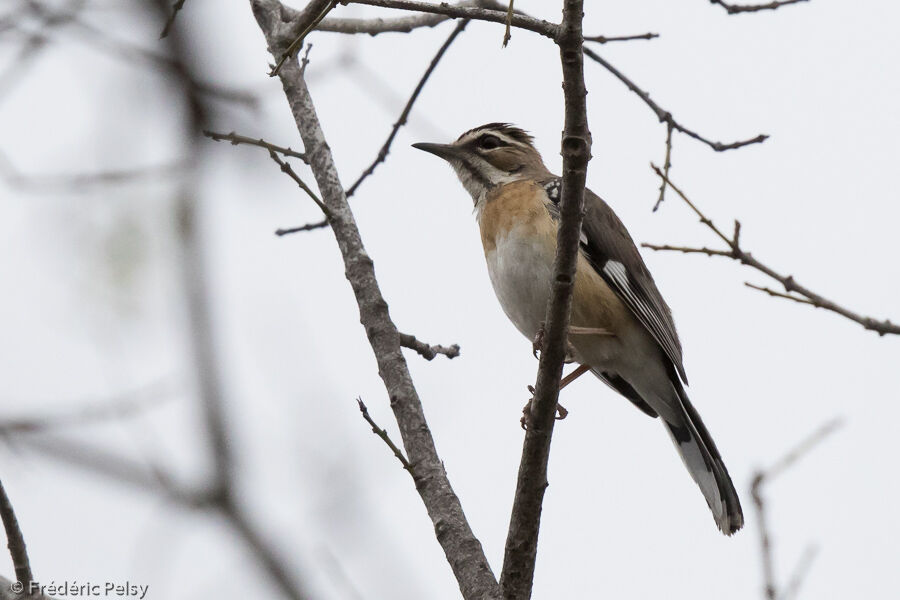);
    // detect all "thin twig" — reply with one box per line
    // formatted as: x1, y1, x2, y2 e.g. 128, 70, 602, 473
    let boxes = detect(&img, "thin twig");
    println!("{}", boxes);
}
652, 122, 673, 211
751, 418, 842, 600
357, 398, 411, 470
710, 0, 809, 15
203, 130, 307, 161
584, 32, 659, 43
645, 165, 900, 336
500, 1, 589, 598
781, 545, 819, 600
0, 478, 33, 590
266, 149, 329, 214
502, 0, 513, 47
744, 283, 814, 306
398, 332, 460, 360
344, 0, 559, 39
270, 0, 338, 76
275, 221, 328, 236
583, 47, 768, 153
159, 0, 187, 37
345, 18, 468, 198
